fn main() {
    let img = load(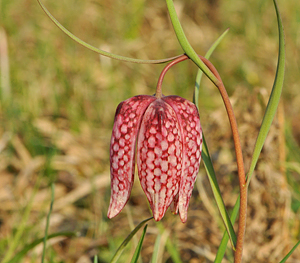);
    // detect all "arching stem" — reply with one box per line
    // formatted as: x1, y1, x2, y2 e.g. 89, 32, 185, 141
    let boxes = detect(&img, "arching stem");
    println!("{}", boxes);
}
156, 54, 247, 263
156, 55, 189, 98
199, 56, 247, 263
